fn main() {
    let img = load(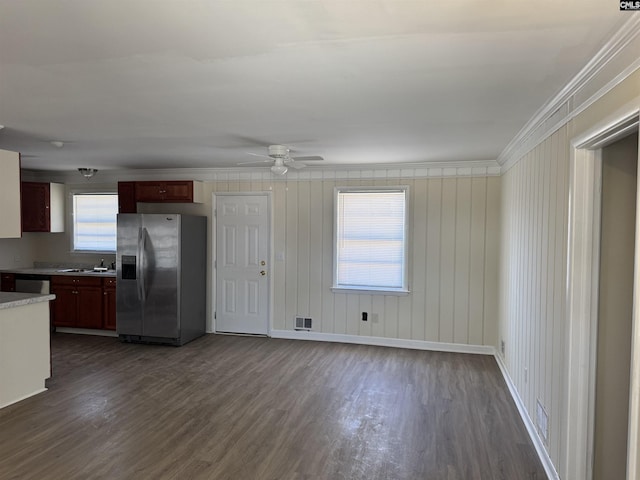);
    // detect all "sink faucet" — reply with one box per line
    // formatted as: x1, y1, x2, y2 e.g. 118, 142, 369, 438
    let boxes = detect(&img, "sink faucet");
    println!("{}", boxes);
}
100, 258, 105, 268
